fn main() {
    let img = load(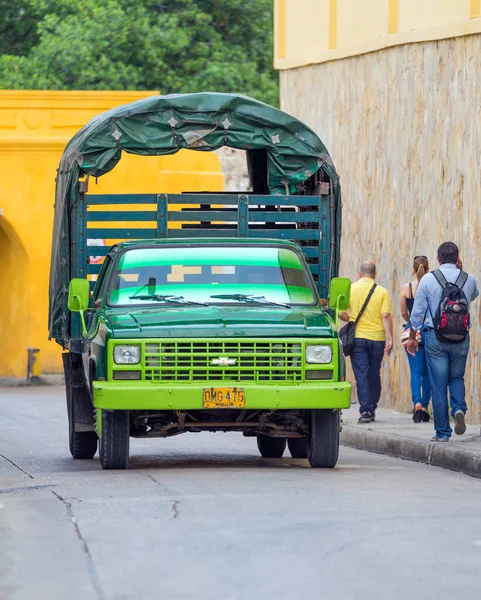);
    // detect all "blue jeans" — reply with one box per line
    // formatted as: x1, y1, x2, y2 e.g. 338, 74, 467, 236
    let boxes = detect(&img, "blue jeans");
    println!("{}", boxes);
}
424, 330, 469, 439
404, 327, 431, 408
350, 338, 385, 415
